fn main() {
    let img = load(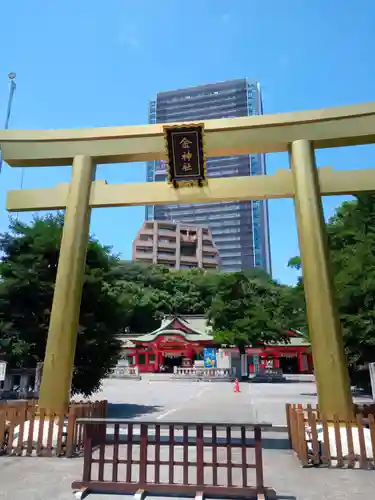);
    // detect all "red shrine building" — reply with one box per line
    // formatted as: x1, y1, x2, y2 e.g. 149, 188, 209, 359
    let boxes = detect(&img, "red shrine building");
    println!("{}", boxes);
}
118, 315, 313, 375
